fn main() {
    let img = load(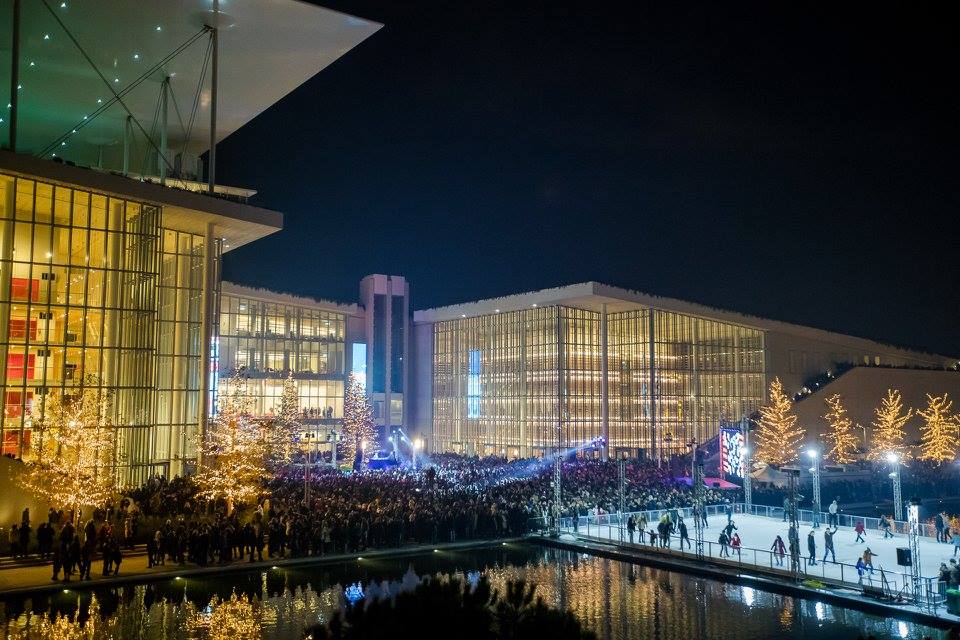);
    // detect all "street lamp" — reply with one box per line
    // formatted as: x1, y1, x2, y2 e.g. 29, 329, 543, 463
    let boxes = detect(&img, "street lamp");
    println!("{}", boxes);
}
742, 445, 752, 509
886, 452, 903, 522
807, 448, 821, 528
